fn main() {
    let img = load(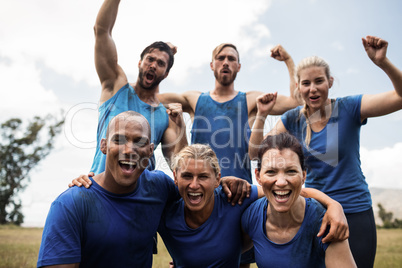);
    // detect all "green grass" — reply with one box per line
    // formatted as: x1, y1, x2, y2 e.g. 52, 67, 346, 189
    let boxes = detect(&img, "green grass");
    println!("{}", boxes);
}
1, 225, 401, 267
